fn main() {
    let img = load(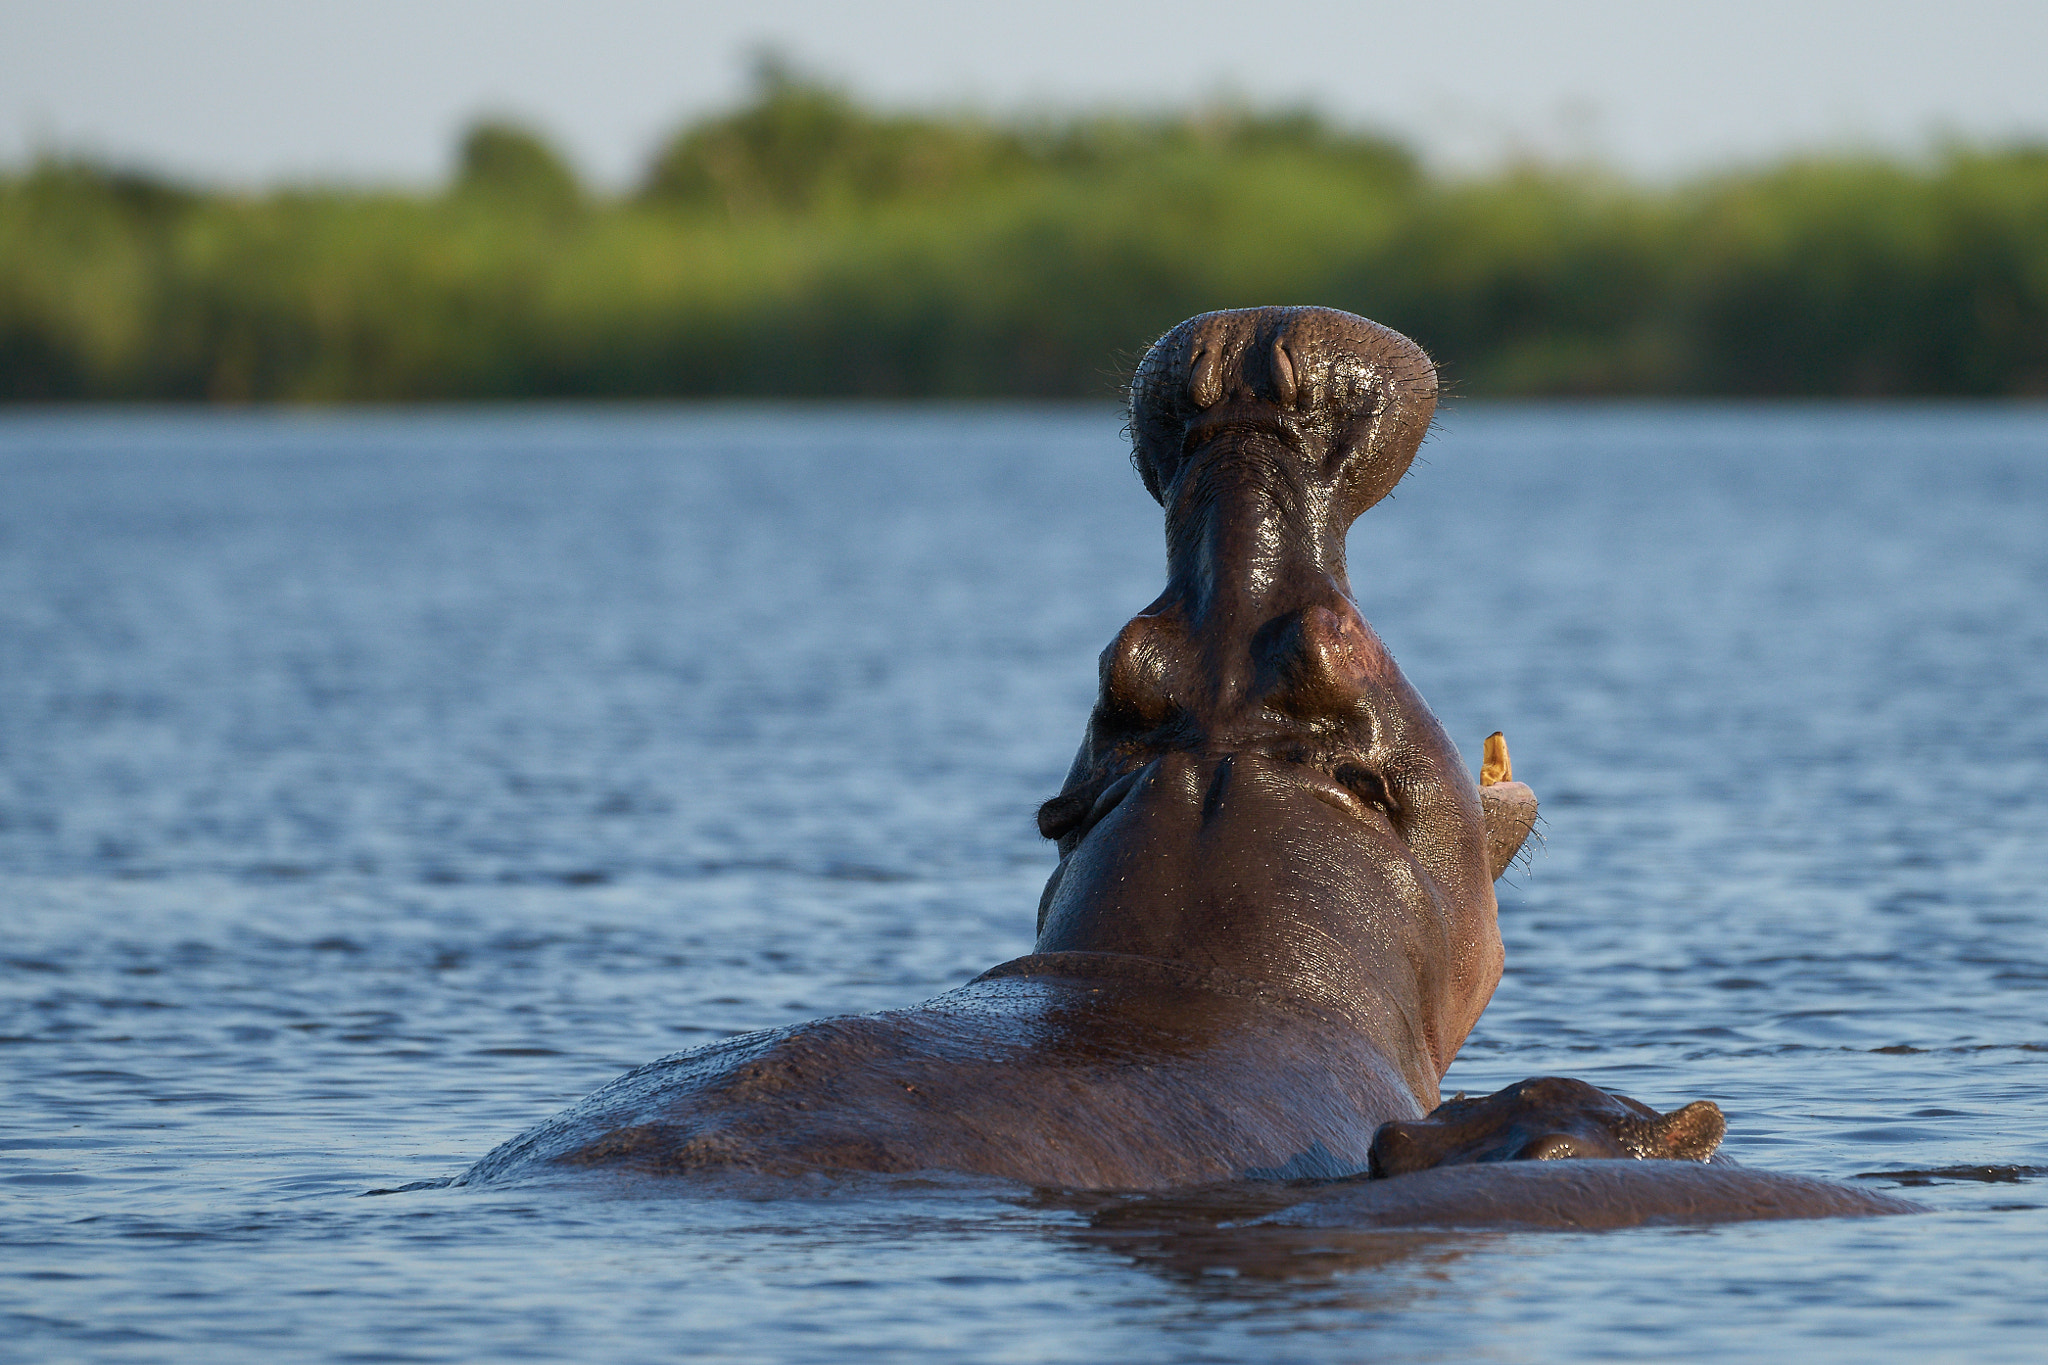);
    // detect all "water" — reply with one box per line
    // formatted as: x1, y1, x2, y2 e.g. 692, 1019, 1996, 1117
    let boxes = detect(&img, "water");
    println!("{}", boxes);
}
2, 402, 2044, 1362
